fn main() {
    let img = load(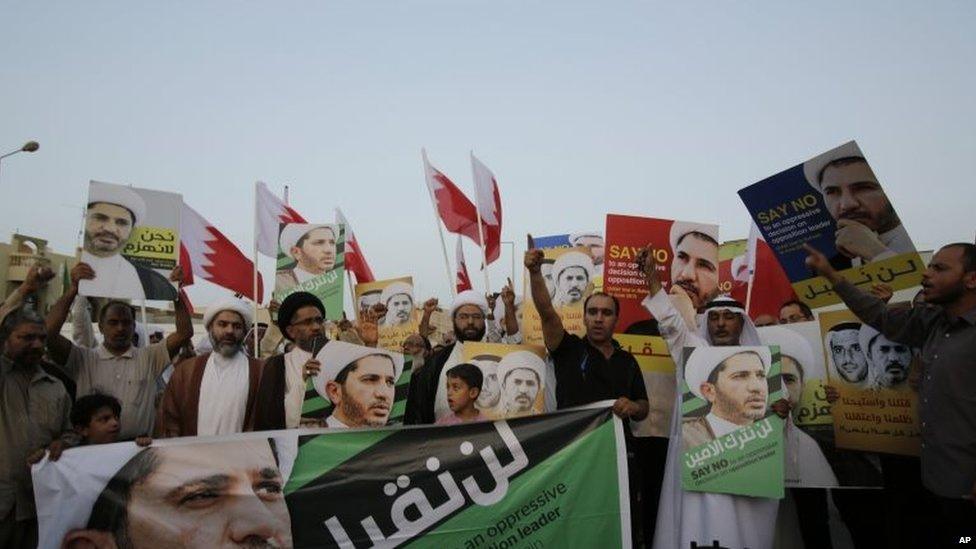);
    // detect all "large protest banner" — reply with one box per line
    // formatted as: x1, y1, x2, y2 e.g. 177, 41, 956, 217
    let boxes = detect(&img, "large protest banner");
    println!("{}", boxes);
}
274, 223, 346, 320
297, 340, 413, 426
679, 346, 785, 498
355, 276, 419, 351
738, 141, 924, 308
33, 405, 630, 549
603, 214, 719, 437
818, 308, 921, 456
80, 180, 181, 301
758, 323, 882, 488
462, 342, 548, 420
521, 246, 594, 346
